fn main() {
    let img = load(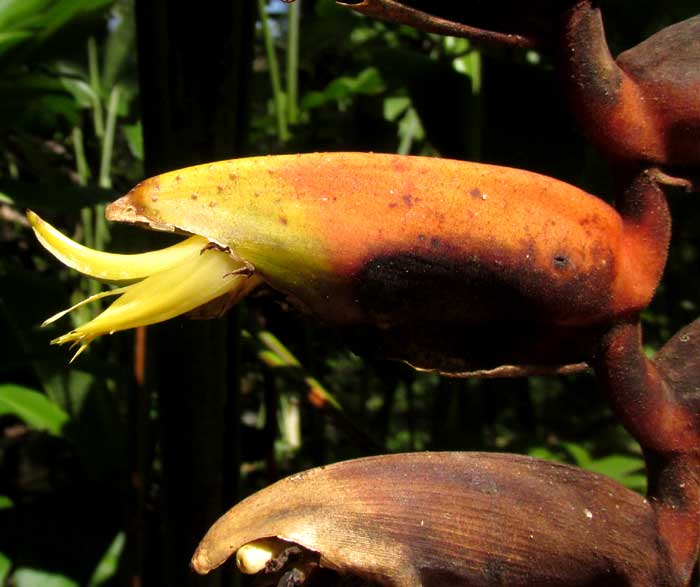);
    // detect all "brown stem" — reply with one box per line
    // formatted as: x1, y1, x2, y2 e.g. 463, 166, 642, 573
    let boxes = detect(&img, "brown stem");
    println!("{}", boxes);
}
338, 0, 543, 49
594, 319, 700, 585
612, 169, 671, 315
558, 1, 663, 166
